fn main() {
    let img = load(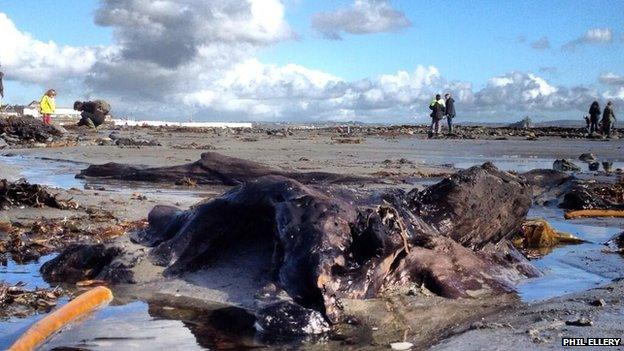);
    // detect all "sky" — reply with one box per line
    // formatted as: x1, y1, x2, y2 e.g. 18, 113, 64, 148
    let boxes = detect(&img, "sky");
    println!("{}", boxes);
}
0, 0, 623, 123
